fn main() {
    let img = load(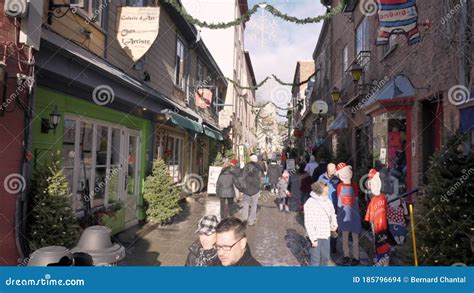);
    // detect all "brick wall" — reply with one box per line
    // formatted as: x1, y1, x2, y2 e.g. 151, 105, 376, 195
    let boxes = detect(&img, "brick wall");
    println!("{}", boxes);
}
310, 0, 471, 191
0, 0, 28, 265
